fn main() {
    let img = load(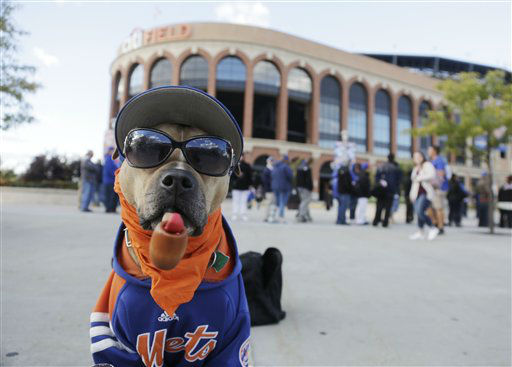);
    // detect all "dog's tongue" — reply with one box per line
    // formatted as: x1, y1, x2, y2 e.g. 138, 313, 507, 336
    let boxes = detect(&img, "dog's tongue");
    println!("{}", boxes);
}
162, 212, 185, 234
